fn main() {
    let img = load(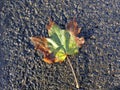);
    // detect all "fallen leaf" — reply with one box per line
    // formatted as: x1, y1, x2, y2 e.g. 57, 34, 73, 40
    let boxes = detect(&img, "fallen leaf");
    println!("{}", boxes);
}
30, 19, 85, 88
30, 19, 85, 64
